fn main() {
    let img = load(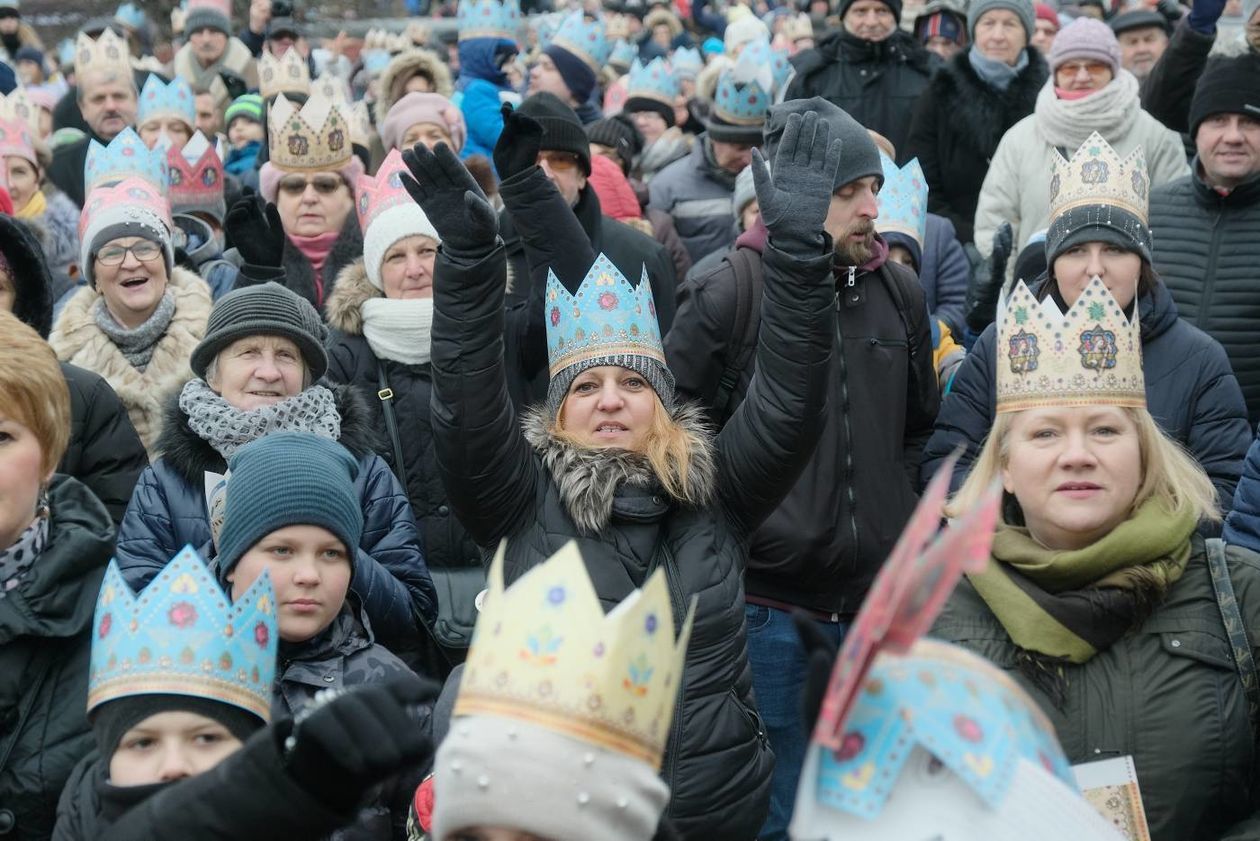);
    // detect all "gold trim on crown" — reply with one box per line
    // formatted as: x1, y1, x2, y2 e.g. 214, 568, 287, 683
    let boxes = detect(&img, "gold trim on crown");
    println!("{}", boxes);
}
259, 48, 312, 100
75, 29, 133, 78
267, 93, 352, 171
1048, 131, 1150, 227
